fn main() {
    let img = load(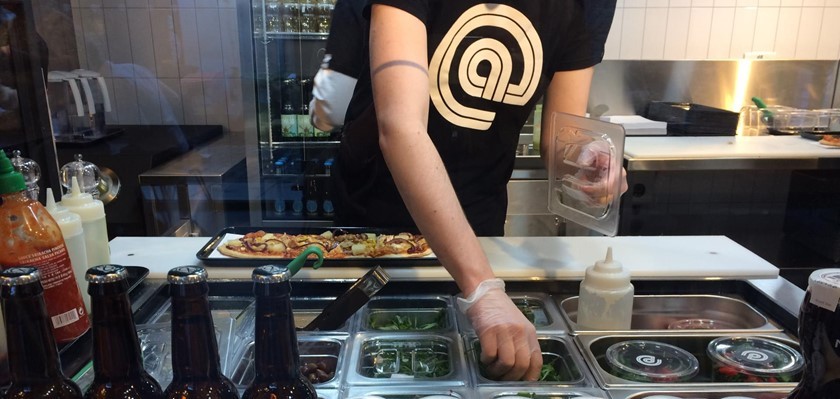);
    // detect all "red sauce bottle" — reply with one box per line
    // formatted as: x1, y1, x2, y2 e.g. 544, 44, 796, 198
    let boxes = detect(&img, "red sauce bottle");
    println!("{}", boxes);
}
788, 269, 840, 399
0, 150, 89, 344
